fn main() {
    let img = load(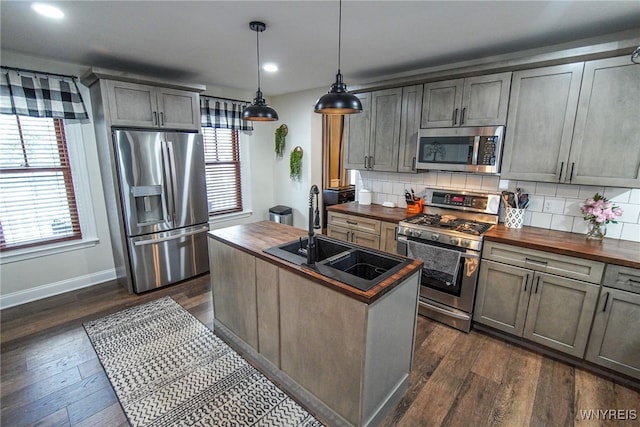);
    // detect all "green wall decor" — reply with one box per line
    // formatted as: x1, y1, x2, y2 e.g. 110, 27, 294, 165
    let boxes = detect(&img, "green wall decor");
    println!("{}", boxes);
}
290, 146, 303, 181
275, 124, 288, 157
